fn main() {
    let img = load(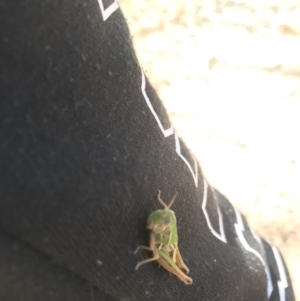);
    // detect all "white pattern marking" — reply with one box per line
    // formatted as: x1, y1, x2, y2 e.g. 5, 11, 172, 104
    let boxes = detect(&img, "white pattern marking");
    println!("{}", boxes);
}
202, 180, 226, 243
272, 245, 288, 301
235, 208, 275, 297
97, 0, 119, 21
251, 229, 273, 298
141, 70, 174, 137
141, 70, 198, 186
235, 209, 266, 263
174, 133, 198, 187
